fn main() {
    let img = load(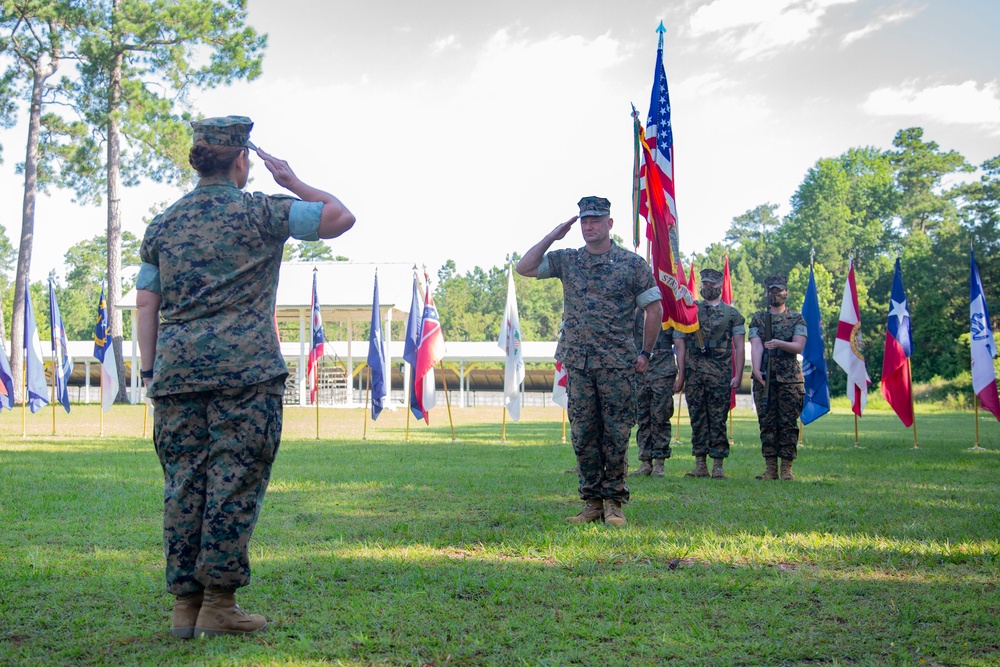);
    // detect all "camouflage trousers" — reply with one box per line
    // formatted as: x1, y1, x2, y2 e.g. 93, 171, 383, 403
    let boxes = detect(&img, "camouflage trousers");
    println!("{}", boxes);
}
685, 371, 732, 459
152, 378, 284, 595
752, 380, 804, 459
566, 366, 637, 503
636, 376, 675, 461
